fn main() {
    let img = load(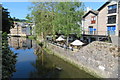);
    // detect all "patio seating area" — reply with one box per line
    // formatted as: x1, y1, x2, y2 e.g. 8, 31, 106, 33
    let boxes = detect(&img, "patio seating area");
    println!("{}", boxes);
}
47, 35, 86, 52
